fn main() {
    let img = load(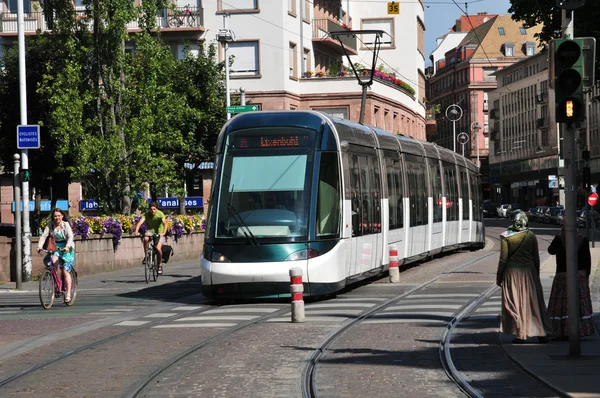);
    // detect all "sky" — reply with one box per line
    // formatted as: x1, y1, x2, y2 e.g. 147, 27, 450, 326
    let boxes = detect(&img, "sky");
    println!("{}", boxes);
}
424, 0, 512, 65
